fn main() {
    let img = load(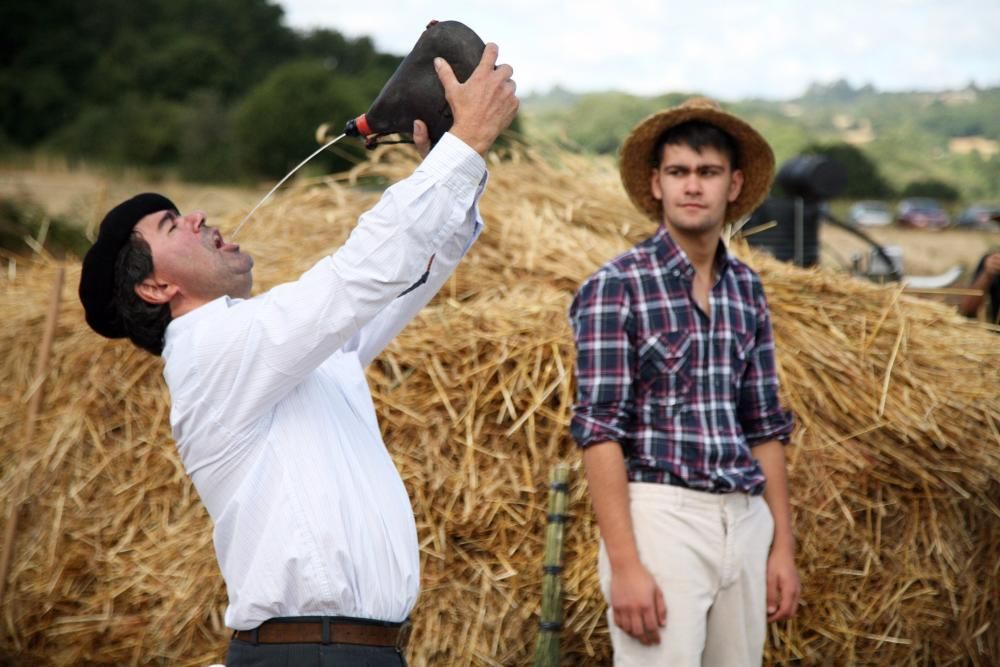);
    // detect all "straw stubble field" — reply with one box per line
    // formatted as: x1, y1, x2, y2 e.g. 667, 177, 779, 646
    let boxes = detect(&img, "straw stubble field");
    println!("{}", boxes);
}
1, 144, 998, 666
